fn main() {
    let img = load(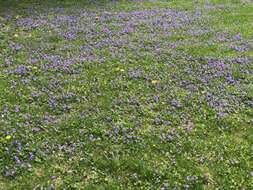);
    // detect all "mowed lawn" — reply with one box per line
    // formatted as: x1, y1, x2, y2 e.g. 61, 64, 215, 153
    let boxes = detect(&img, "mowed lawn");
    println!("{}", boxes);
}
0, 0, 252, 189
